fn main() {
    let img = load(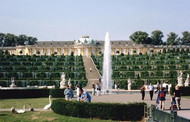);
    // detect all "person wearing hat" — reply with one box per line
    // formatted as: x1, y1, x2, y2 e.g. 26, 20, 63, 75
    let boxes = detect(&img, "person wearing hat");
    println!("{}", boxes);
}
79, 88, 91, 102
